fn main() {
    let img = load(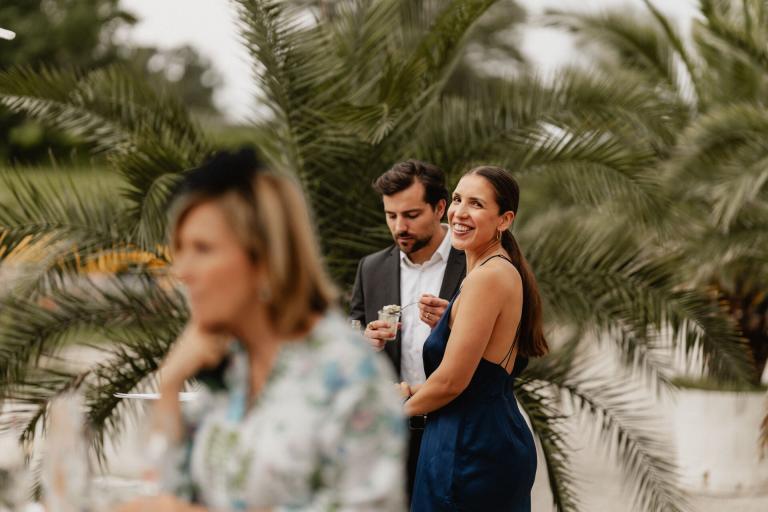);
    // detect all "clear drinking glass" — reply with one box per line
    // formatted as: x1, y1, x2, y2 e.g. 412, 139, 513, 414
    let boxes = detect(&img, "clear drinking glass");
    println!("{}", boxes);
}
349, 319, 362, 332
89, 392, 191, 509
41, 392, 90, 512
377, 309, 400, 340
0, 432, 31, 511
